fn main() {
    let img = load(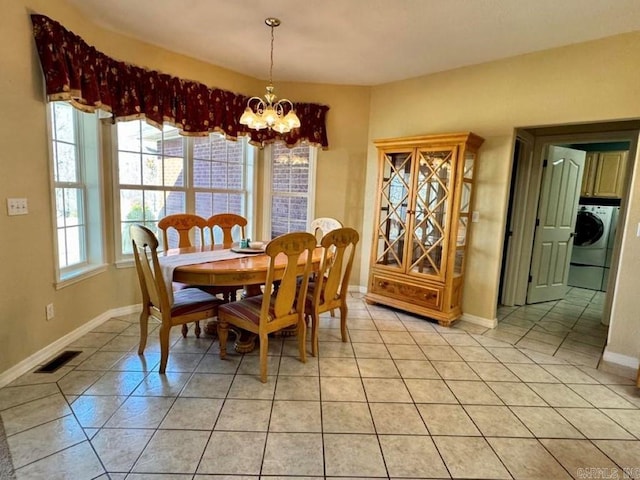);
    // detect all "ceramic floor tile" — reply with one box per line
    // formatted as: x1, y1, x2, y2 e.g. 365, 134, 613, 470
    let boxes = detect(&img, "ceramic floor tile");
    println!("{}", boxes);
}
362, 378, 412, 402
540, 364, 600, 384
179, 373, 233, 398
557, 408, 636, 440
131, 371, 192, 397
379, 331, 415, 344
527, 383, 592, 407
160, 397, 223, 430
316, 341, 355, 357
431, 361, 480, 380
105, 396, 175, 429
324, 433, 387, 478
469, 362, 520, 382
320, 377, 366, 402
83, 371, 146, 396
278, 355, 318, 376
194, 354, 241, 374
8, 415, 86, 469
350, 343, 391, 359
405, 379, 458, 404
197, 431, 266, 475
421, 345, 464, 361
261, 432, 324, 476
568, 384, 637, 408
236, 355, 281, 378
318, 357, 360, 377
90, 428, 154, 472
132, 429, 210, 473
379, 435, 448, 478
511, 406, 584, 438
486, 382, 547, 406
505, 363, 561, 383
540, 439, 621, 478
446, 380, 503, 405
452, 346, 498, 362
488, 437, 572, 479
410, 332, 448, 346
348, 330, 383, 343
56, 370, 103, 396
322, 401, 375, 433
486, 347, 533, 363
227, 373, 277, 399
600, 409, 640, 438
356, 358, 400, 378
441, 333, 480, 346
374, 319, 407, 331
70, 395, 127, 428
1, 393, 71, 435
593, 440, 640, 477
417, 404, 480, 436
394, 359, 440, 379
516, 337, 560, 356
269, 400, 321, 432
369, 402, 428, 434
385, 344, 426, 360
111, 352, 161, 372
75, 351, 126, 371
274, 376, 320, 400
434, 436, 511, 479
14, 440, 104, 480
215, 399, 272, 431
464, 405, 532, 437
